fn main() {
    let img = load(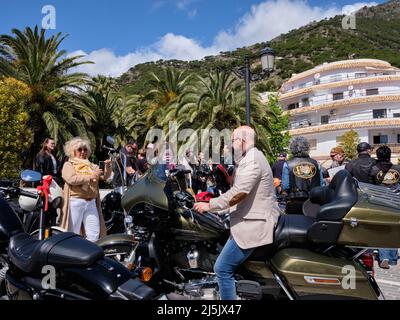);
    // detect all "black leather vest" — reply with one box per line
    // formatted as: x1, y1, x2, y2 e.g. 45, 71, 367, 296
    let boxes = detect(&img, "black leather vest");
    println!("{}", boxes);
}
287, 157, 321, 199
371, 163, 400, 186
